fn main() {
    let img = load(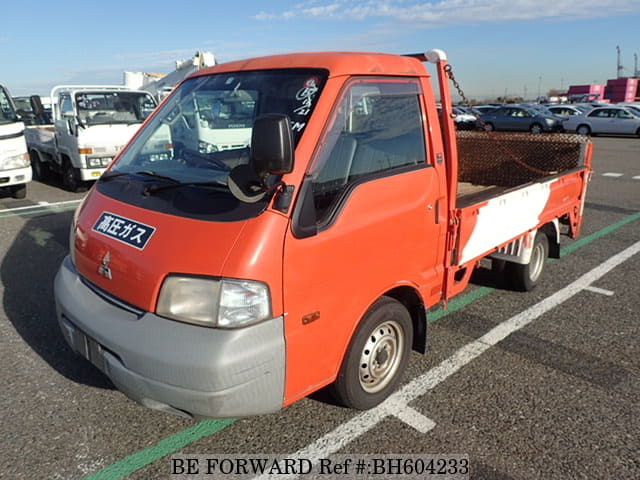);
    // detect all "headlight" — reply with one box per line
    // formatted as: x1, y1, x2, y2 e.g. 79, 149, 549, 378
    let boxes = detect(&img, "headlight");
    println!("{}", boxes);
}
87, 157, 113, 168
198, 140, 218, 154
1, 152, 30, 169
157, 276, 271, 328
544, 118, 556, 125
